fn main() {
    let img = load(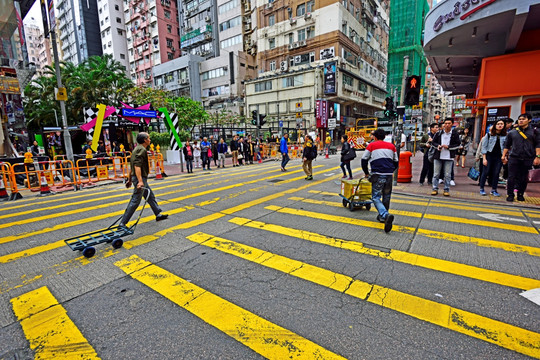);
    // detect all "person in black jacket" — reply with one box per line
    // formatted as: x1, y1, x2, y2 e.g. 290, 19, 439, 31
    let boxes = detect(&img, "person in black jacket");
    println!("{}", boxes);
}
230, 135, 239, 167
431, 118, 461, 196
182, 140, 194, 173
502, 113, 540, 202
340, 135, 354, 179
302, 135, 316, 180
